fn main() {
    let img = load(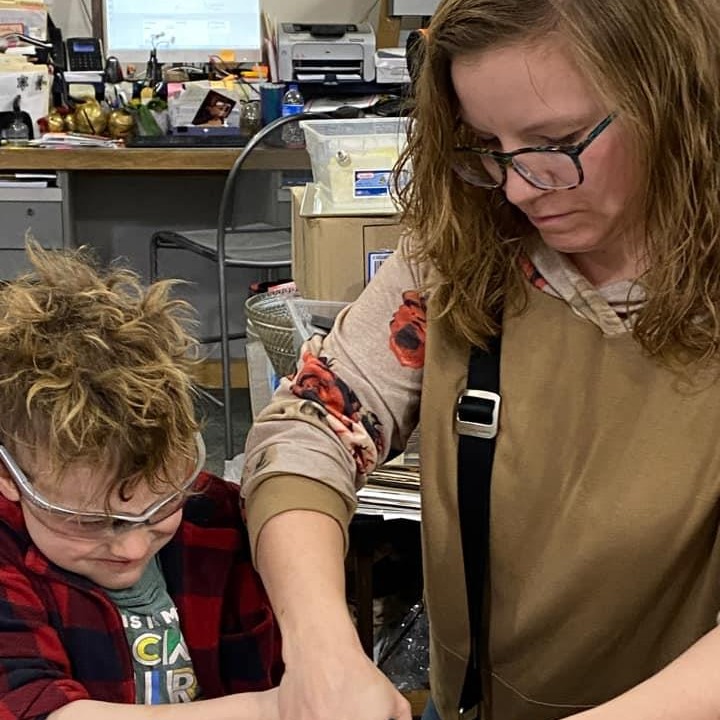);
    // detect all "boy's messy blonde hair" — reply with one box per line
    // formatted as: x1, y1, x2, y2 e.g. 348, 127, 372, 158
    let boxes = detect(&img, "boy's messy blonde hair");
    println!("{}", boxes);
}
0, 241, 200, 497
